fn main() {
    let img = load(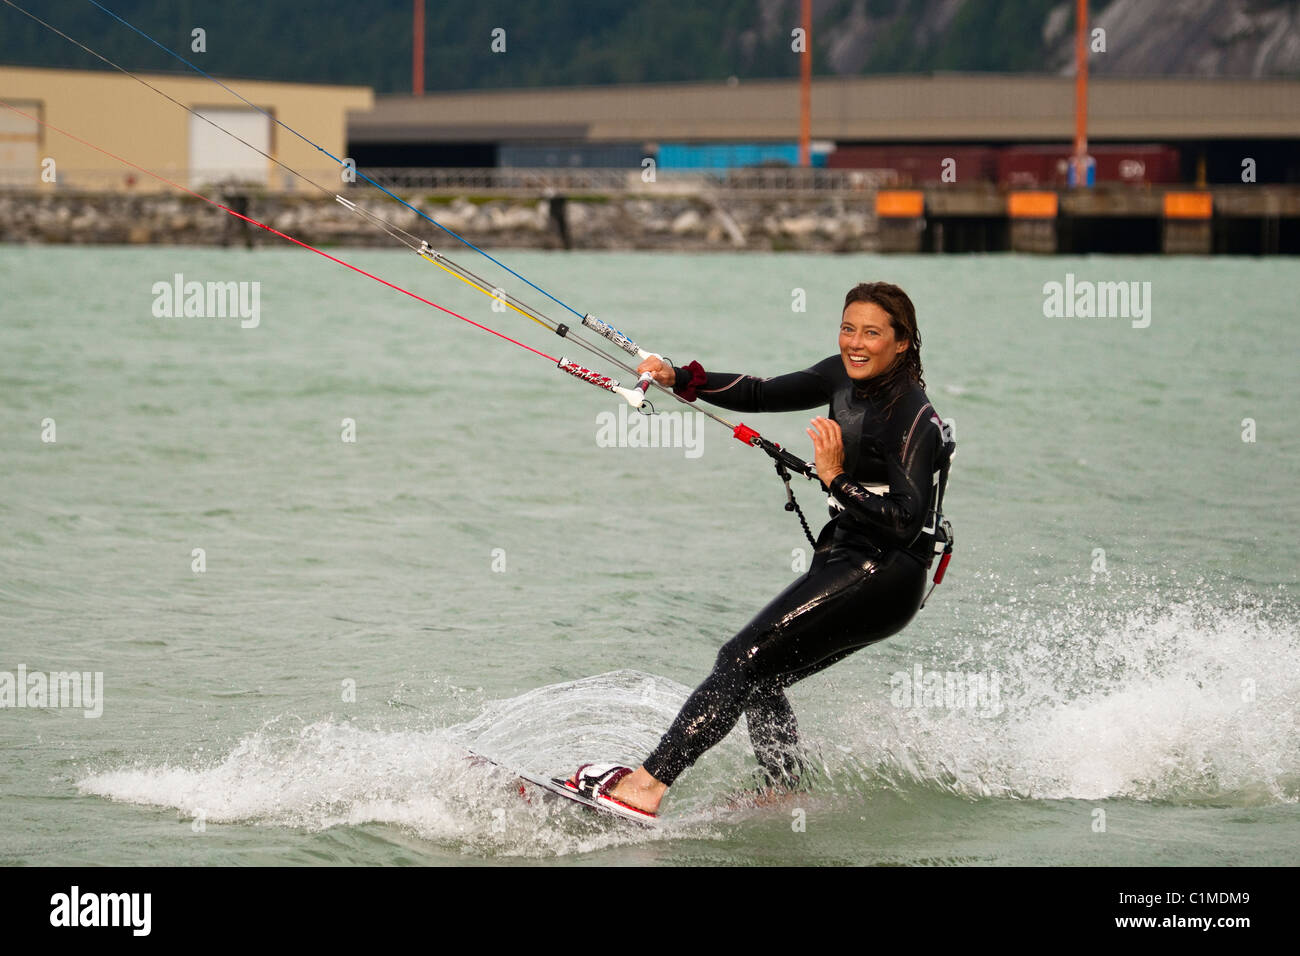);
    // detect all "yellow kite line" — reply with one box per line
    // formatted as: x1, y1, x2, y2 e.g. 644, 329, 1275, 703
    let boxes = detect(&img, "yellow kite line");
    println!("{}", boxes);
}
419, 251, 551, 331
